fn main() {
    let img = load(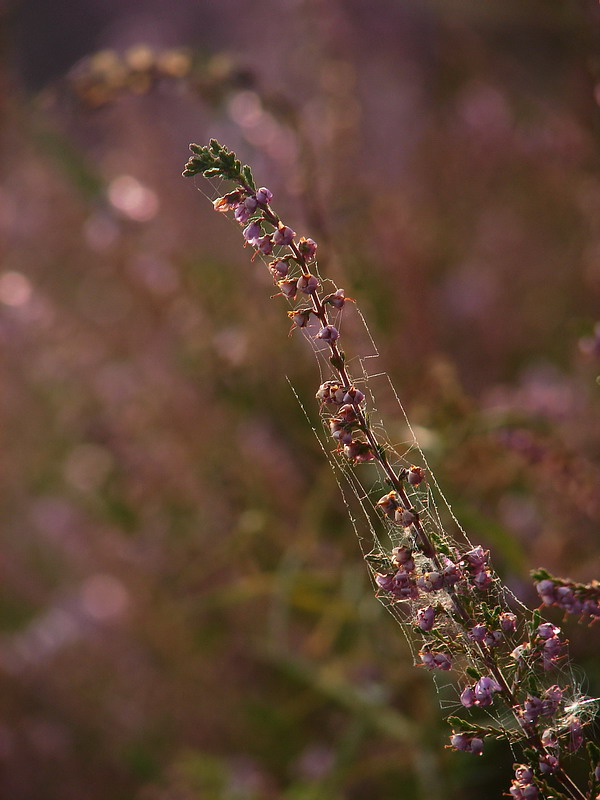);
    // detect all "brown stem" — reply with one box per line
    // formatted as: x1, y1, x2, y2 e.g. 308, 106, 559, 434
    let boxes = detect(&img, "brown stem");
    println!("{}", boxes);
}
238, 188, 590, 800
